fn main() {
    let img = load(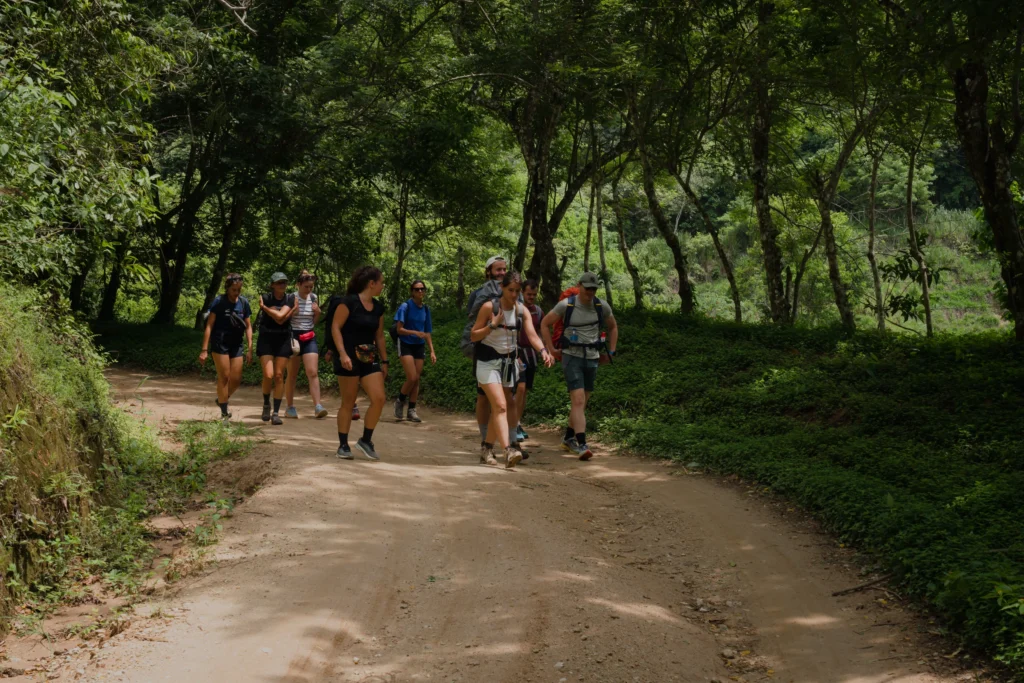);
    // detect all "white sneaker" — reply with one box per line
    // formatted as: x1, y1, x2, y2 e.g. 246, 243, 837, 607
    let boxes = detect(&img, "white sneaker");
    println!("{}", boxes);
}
505, 447, 522, 469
